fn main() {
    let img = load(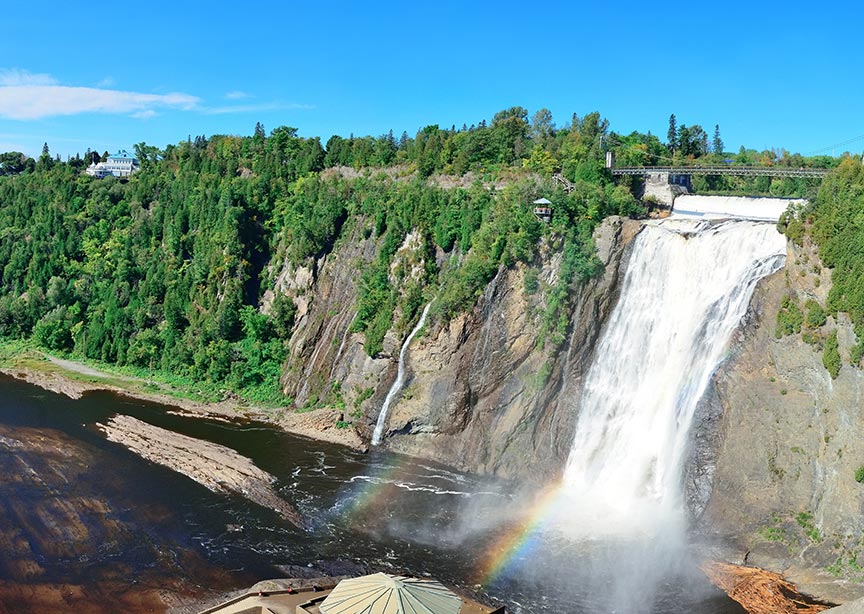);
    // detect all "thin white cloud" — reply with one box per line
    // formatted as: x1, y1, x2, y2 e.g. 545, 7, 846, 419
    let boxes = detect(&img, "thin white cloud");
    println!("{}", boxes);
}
96, 76, 115, 88
202, 102, 314, 115
0, 84, 200, 120
0, 69, 310, 121
0, 141, 27, 153
0, 69, 57, 86
225, 90, 251, 100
